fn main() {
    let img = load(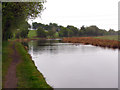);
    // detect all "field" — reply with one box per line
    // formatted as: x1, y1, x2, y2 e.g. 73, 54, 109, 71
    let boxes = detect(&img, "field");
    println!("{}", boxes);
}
94, 35, 119, 41
63, 37, 120, 49
28, 30, 37, 38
